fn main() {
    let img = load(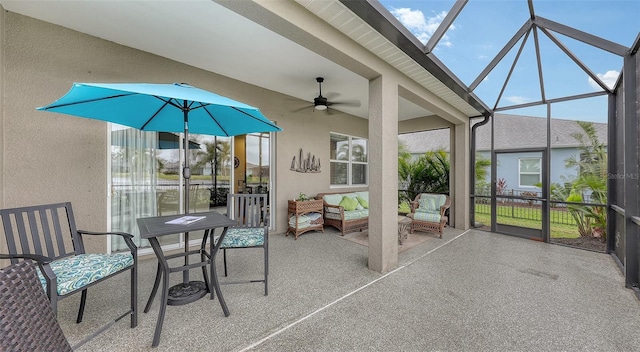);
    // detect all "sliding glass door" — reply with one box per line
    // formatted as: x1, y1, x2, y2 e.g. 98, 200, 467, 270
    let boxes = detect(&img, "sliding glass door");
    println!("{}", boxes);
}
108, 125, 273, 253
